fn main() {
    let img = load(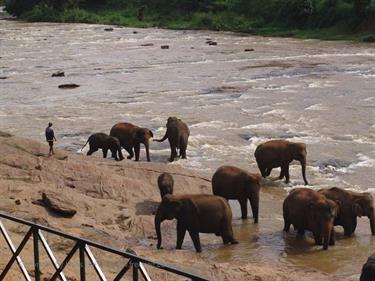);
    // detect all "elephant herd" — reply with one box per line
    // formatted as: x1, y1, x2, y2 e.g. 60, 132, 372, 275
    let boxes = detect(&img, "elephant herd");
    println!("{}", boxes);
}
81, 117, 375, 277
